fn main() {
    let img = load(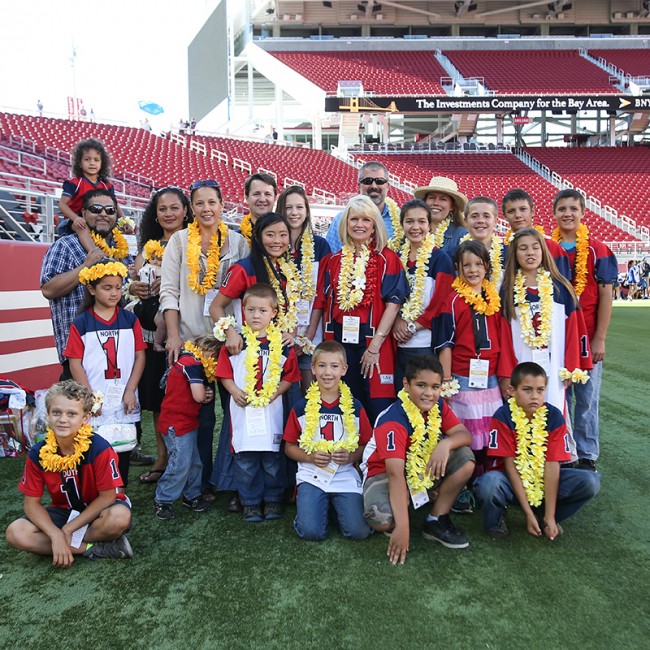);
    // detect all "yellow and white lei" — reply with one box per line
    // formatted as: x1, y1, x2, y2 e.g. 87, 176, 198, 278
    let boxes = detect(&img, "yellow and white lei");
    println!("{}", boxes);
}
264, 256, 301, 332
400, 388, 442, 493
514, 269, 553, 349
432, 218, 451, 249
186, 220, 228, 295
400, 233, 436, 322
90, 227, 129, 259
385, 197, 404, 252
117, 216, 135, 231
298, 382, 359, 454
460, 233, 504, 287
552, 223, 589, 298
504, 225, 546, 245
143, 239, 166, 262
239, 213, 252, 246
242, 322, 283, 407
39, 424, 93, 473
337, 244, 370, 311
559, 368, 590, 384
184, 340, 217, 382
298, 229, 316, 302
509, 397, 548, 507
213, 315, 237, 342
